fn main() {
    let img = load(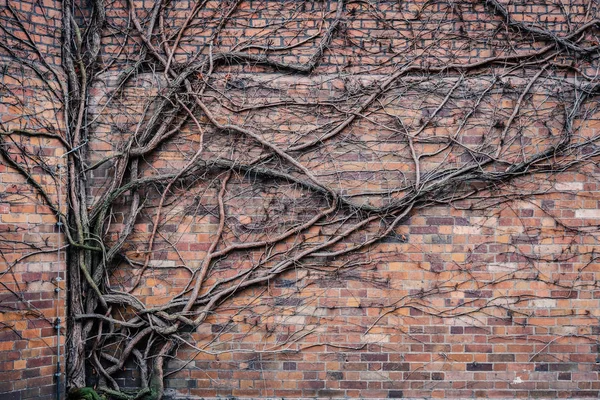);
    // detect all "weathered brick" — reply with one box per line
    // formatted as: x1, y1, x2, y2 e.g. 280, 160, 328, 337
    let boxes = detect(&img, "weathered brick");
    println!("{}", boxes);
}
466, 363, 493, 371
2, 1, 600, 399
383, 363, 410, 371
